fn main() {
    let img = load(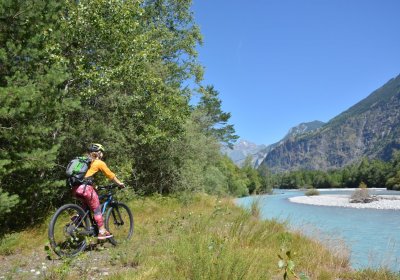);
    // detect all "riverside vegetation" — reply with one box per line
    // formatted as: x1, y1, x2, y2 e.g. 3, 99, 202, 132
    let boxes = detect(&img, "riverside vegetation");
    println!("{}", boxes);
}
1, 1, 400, 279
2, 193, 400, 280
0, 0, 267, 236
262, 153, 400, 191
